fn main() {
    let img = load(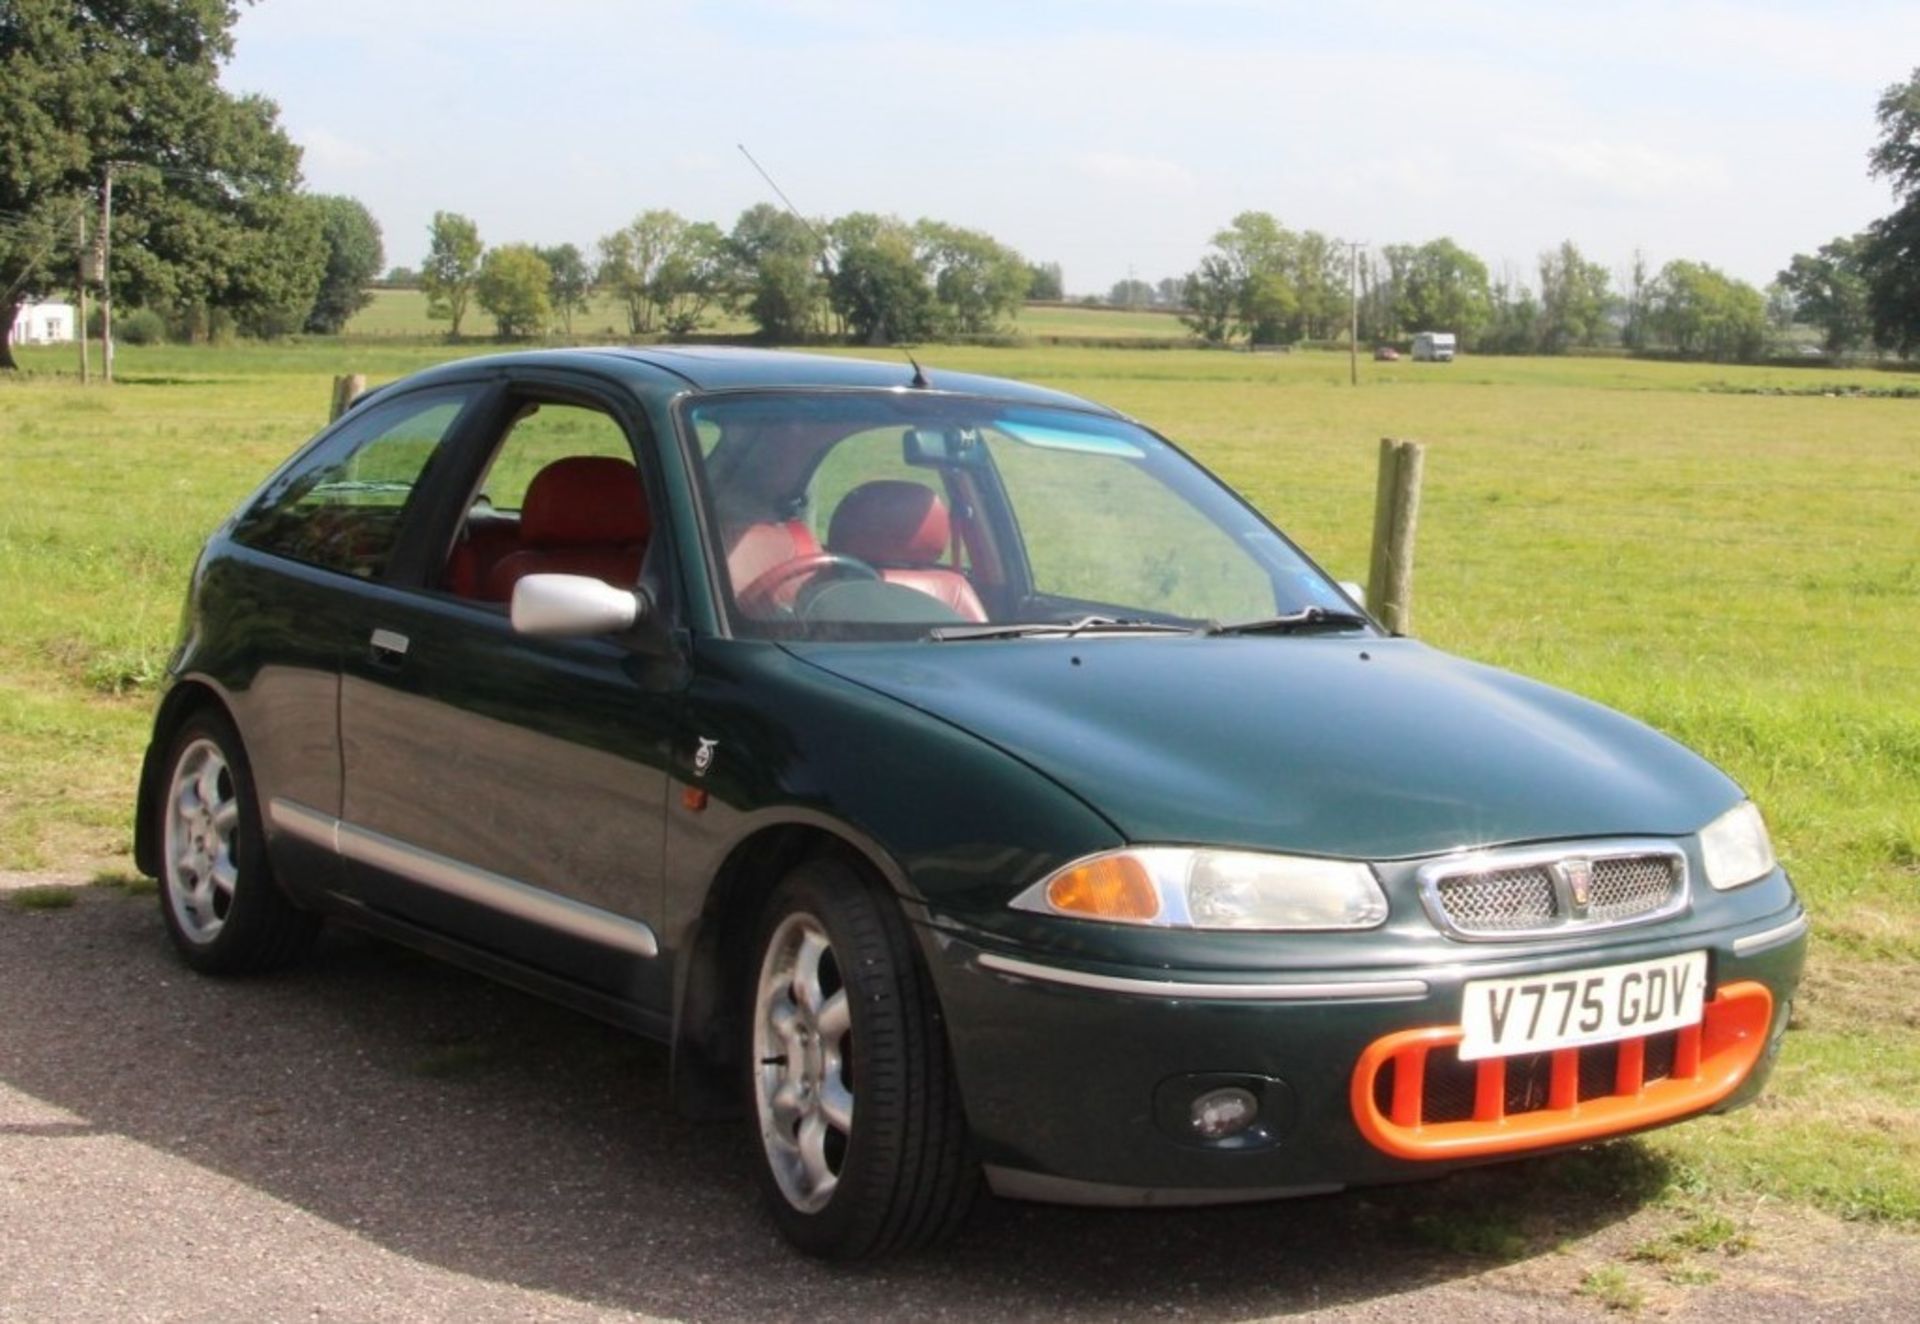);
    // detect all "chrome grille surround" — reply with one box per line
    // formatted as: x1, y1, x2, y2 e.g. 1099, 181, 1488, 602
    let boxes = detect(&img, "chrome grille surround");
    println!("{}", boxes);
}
1416, 839, 1689, 941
